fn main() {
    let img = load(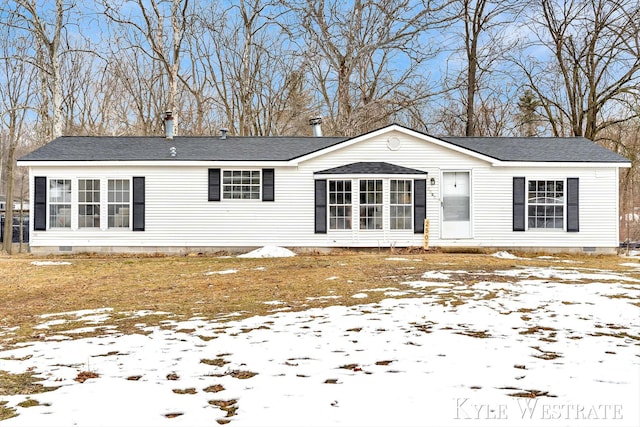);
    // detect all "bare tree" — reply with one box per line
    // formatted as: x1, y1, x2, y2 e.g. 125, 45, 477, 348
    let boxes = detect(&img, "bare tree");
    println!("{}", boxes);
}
102, 0, 191, 131
514, 0, 640, 141
436, 0, 522, 136
6, 0, 69, 141
0, 19, 36, 253
282, 0, 451, 136
191, 0, 313, 136
460, 0, 520, 136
